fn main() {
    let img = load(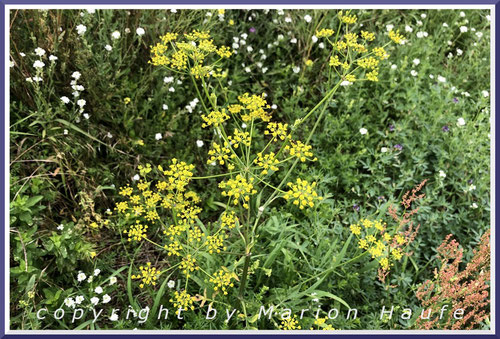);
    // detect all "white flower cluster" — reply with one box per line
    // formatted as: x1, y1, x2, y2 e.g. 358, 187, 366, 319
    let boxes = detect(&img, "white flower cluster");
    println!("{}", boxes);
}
65, 271, 117, 309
